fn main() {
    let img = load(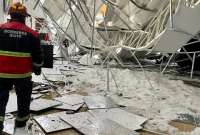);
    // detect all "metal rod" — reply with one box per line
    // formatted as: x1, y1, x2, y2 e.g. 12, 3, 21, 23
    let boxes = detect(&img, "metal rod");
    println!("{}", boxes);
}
182, 47, 193, 62
107, 63, 110, 92
41, 71, 62, 97
65, 0, 105, 48
161, 53, 174, 74
190, 53, 196, 78
131, 51, 154, 90
169, 0, 174, 28
90, 0, 96, 57
33, 0, 40, 10
69, 0, 78, 59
